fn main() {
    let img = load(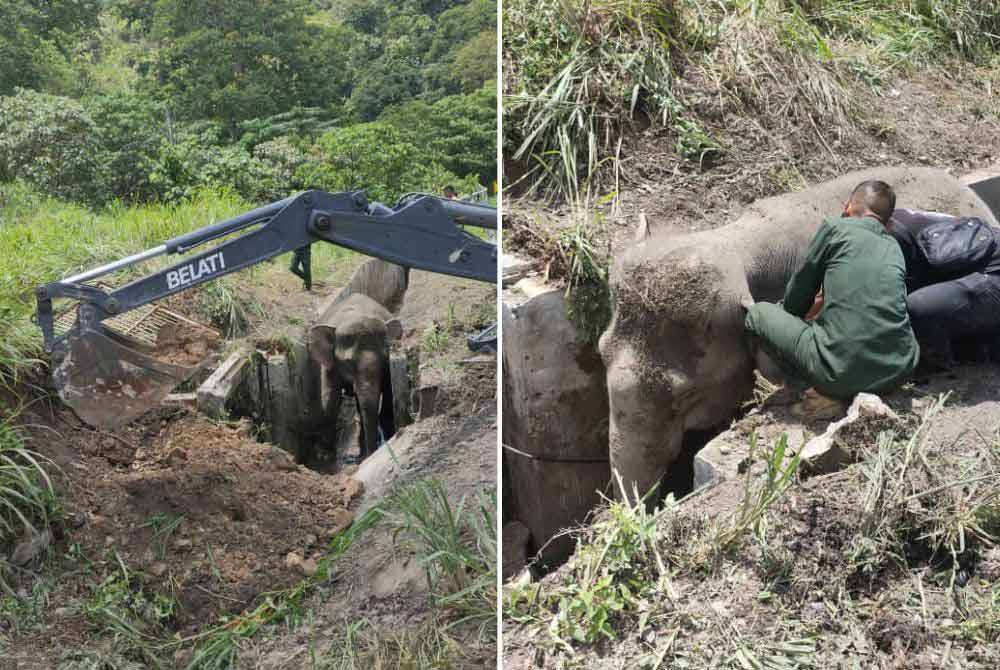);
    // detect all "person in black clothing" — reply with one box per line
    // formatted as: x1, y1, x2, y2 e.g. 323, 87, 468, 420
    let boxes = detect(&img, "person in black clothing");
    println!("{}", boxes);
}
887, 208, 1000, 366
289, 244, 312, 291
